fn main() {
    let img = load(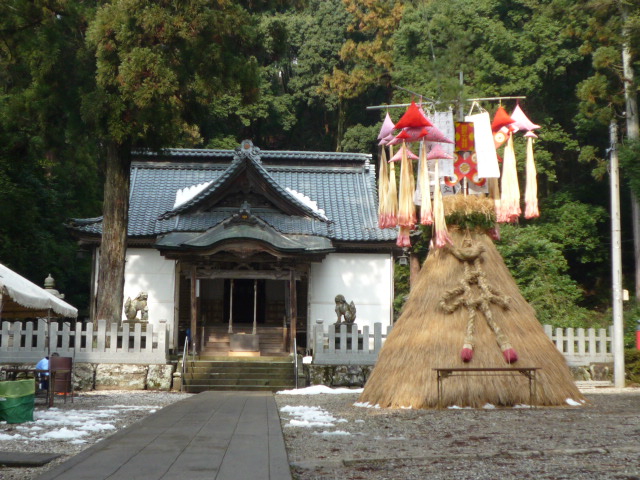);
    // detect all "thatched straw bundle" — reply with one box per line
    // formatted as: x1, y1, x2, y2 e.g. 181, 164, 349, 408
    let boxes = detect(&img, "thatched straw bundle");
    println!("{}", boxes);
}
359, 228, 584, 409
